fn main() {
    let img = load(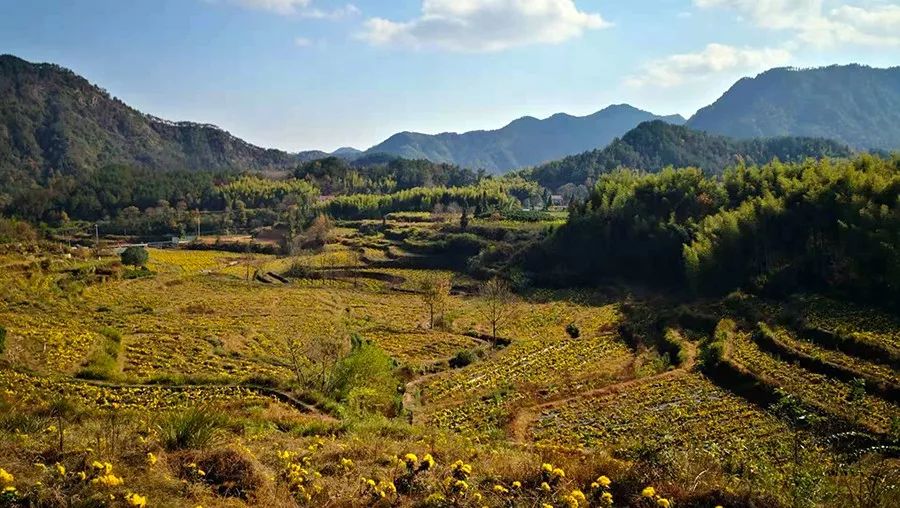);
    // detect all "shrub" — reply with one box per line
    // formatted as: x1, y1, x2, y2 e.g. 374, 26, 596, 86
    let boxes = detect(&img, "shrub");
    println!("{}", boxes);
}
566, 322, 581, 339
120, 246, 149, 267
449, 349, 477, 368
173, 448, 268, 500
158, 407, 226, 450
0, 217, 37, 243
700, 319, 735, 368
330, 341, 400, 416
75, 327, 122, 380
